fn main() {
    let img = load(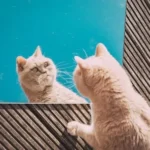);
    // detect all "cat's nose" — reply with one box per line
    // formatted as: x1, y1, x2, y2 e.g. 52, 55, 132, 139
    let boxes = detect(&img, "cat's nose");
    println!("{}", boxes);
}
39, 68, 46, 74
42, 71, 46, 74
40, 67, 46, 73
